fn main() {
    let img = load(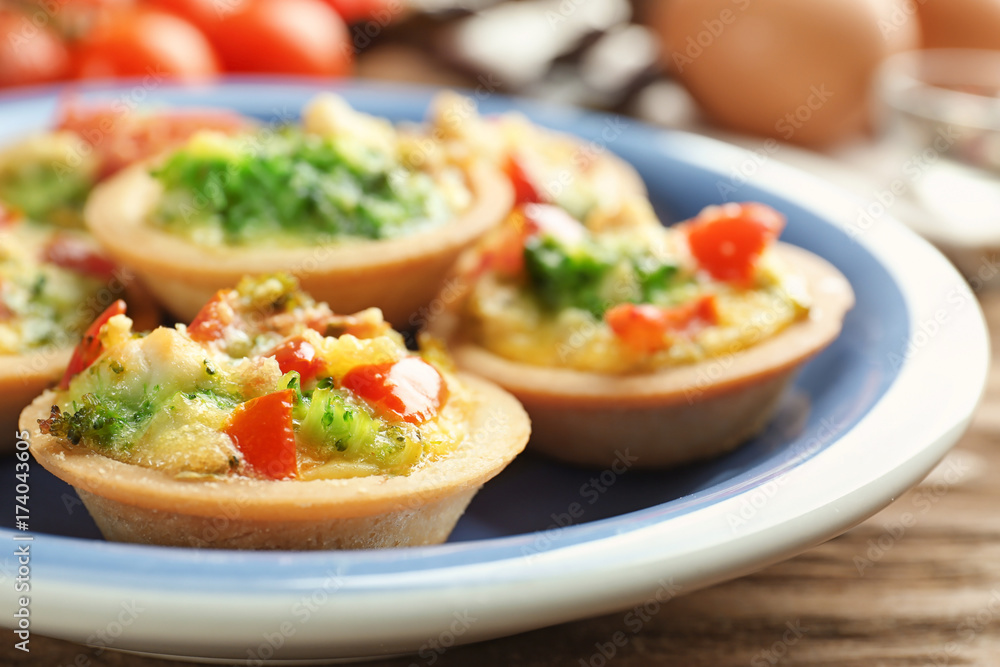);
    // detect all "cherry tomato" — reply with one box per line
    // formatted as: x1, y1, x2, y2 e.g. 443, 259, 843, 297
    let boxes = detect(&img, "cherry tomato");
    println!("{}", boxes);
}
266, 336, 324, 384
73, 9, 219, 81
605, 295, 719, 353
225, 389, 298, 480
145, 0, 220, 33
42, 233, 117, 280
505, 153, 545, 206
0, 11, 71, 87
341, 357, 446, 425
209, 0, 352, 76
56, 99, 249, 178
59, 300, 127, 389
321, 0, 399, 24
685, 203, 785, 285
187, 292, 235, 343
